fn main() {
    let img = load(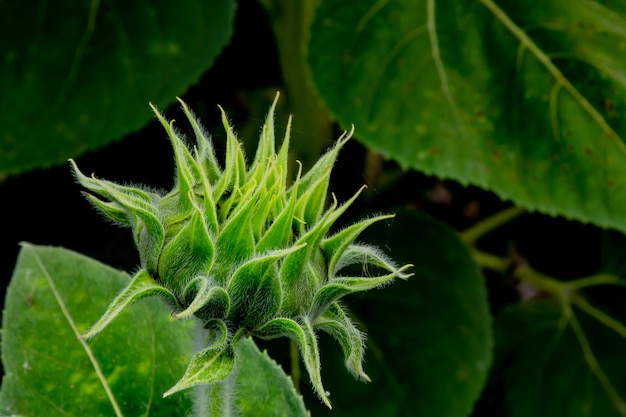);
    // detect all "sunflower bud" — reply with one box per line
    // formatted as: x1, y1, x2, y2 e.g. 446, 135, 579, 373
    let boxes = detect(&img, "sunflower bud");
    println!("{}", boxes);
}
71, 93, 412, 408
